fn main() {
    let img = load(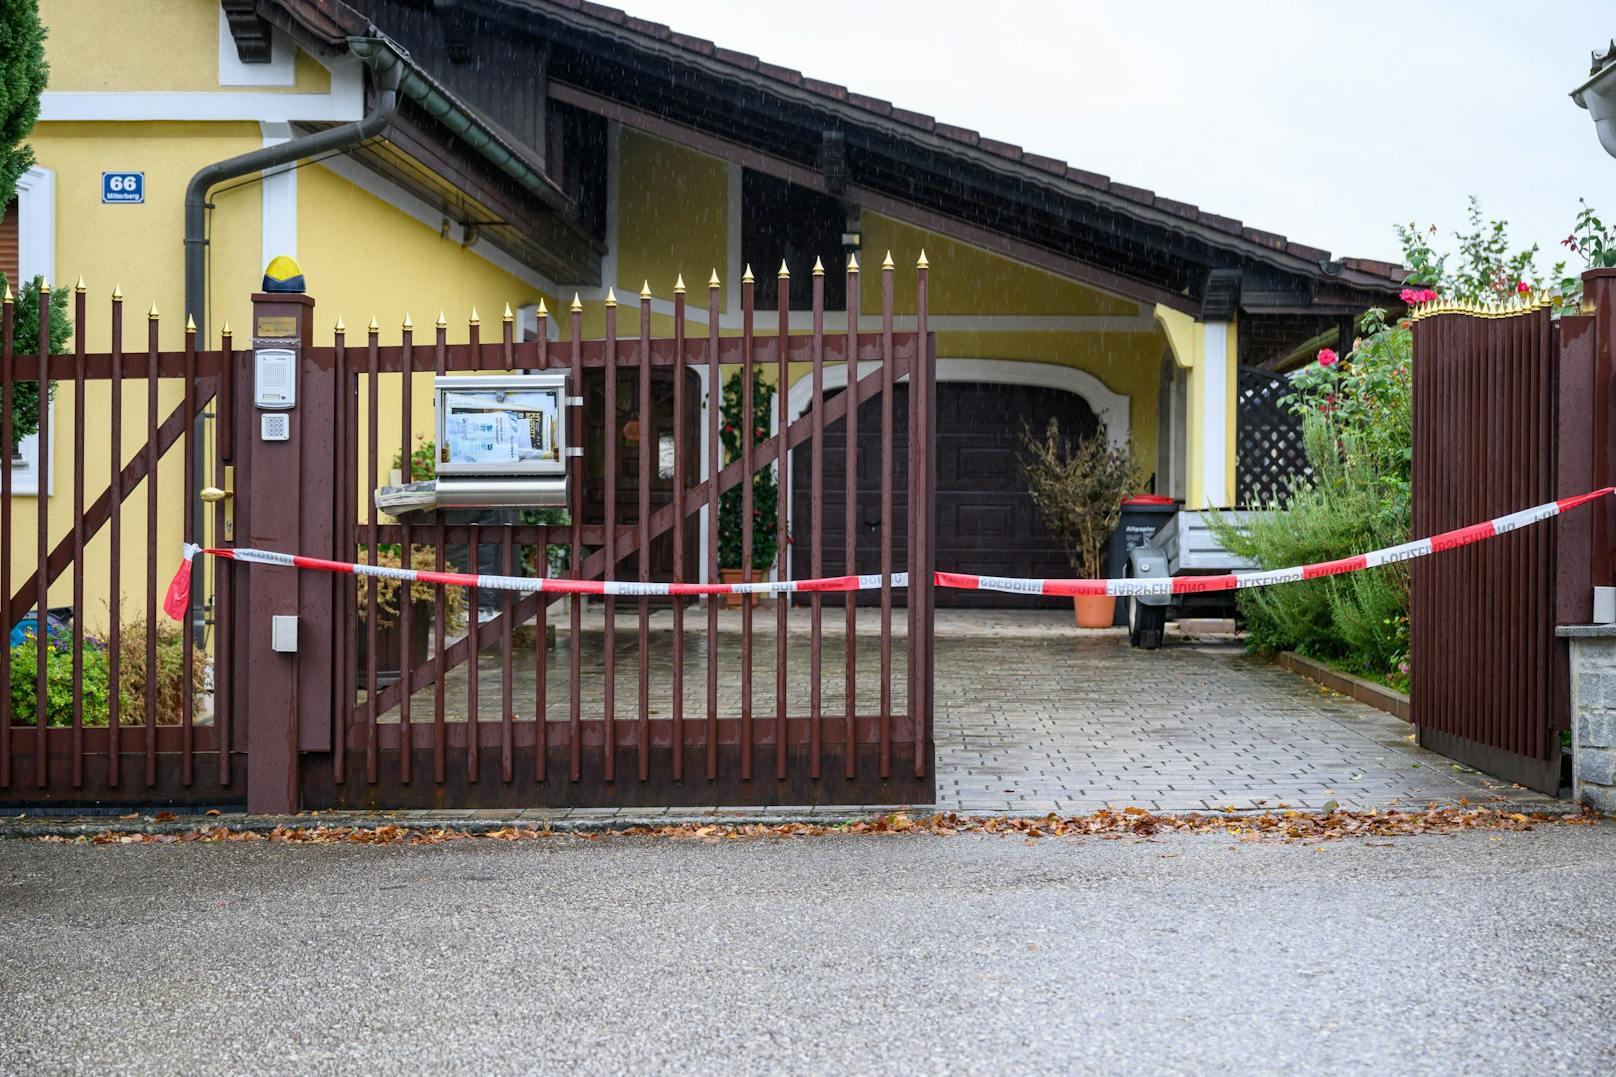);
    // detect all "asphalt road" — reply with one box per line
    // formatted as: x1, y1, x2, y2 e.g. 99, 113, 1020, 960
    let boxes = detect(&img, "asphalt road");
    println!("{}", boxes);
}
3, 824, 1615, 1075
